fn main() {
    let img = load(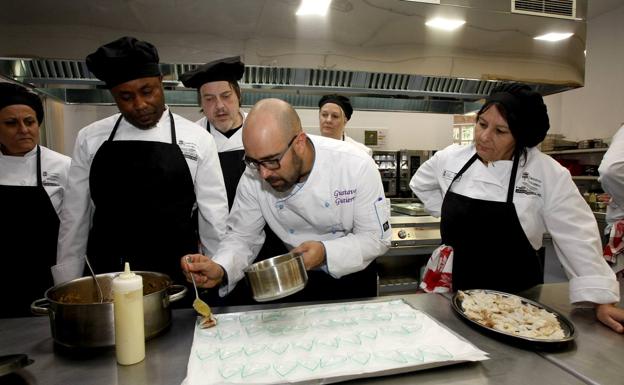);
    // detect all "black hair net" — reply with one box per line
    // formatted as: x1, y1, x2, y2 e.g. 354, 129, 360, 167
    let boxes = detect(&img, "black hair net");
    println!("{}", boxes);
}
318, 94, 353, 121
